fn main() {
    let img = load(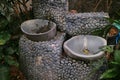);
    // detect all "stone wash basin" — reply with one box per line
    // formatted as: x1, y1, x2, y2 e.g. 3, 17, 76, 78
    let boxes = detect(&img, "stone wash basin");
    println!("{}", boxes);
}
64, 35, 107, 60
21, 19, 56, 41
